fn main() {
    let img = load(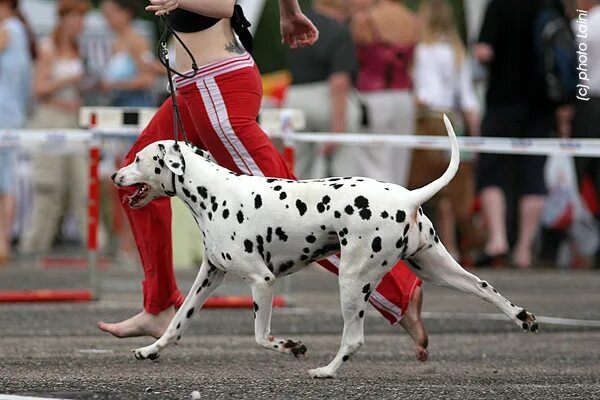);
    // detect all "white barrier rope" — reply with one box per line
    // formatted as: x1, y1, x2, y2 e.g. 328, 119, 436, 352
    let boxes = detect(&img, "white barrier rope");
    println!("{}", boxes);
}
2, 128, 600, 157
